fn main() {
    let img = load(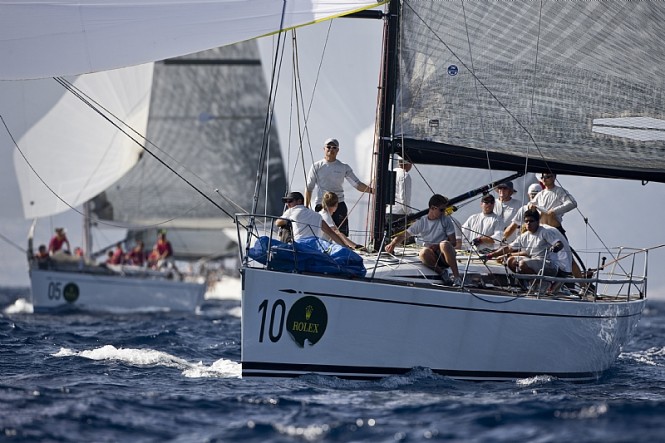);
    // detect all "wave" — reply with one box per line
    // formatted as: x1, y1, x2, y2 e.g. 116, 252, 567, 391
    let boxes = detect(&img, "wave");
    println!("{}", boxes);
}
52, 345, 241, 378
2, 297, 33, 314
